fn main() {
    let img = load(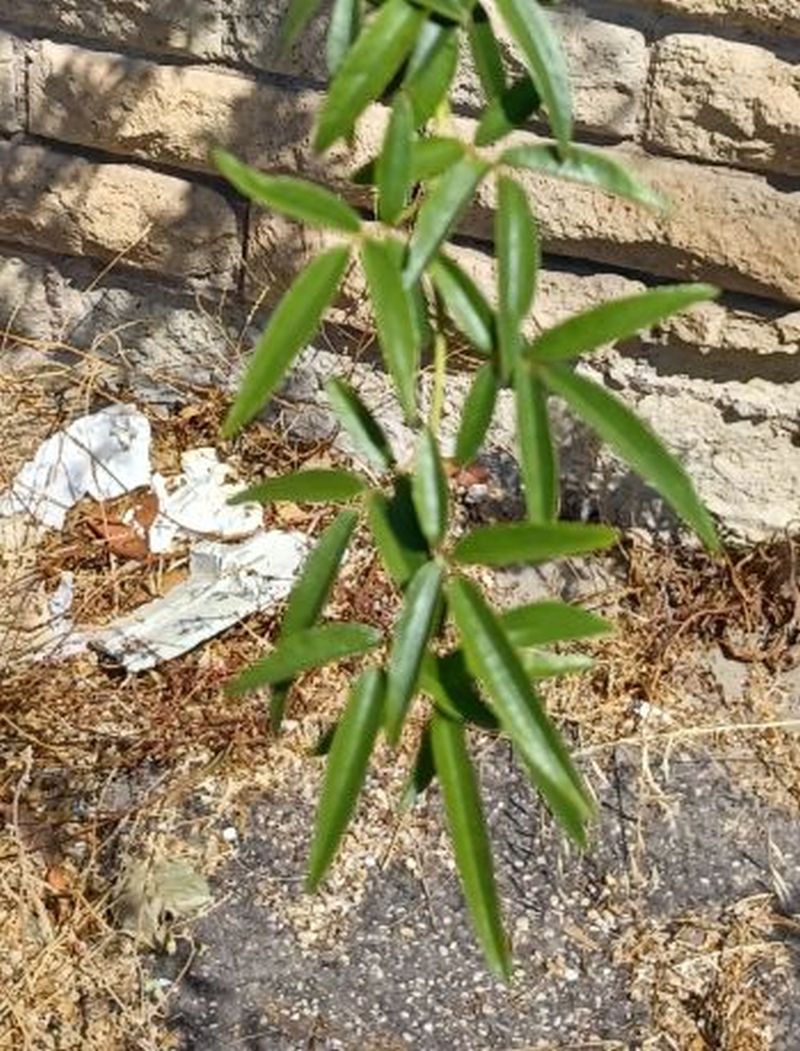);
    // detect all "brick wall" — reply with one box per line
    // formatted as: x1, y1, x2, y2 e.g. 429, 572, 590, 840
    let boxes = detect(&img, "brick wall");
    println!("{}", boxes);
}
0, 1, 798, 539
